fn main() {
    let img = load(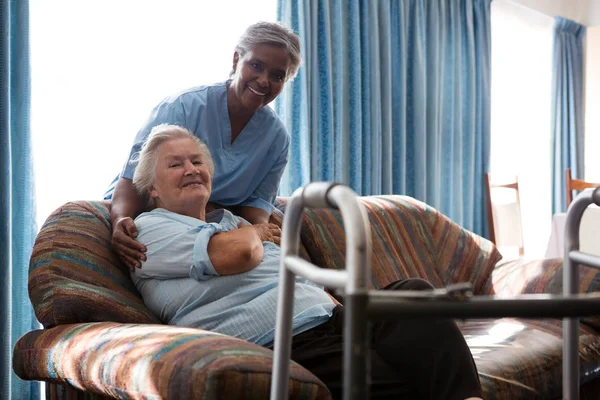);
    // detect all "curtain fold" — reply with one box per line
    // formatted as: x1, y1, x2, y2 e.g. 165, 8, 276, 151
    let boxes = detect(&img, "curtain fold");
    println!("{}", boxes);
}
551, 17, 586, 213
1, 1, 40, 398
276, 0, 491, 236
